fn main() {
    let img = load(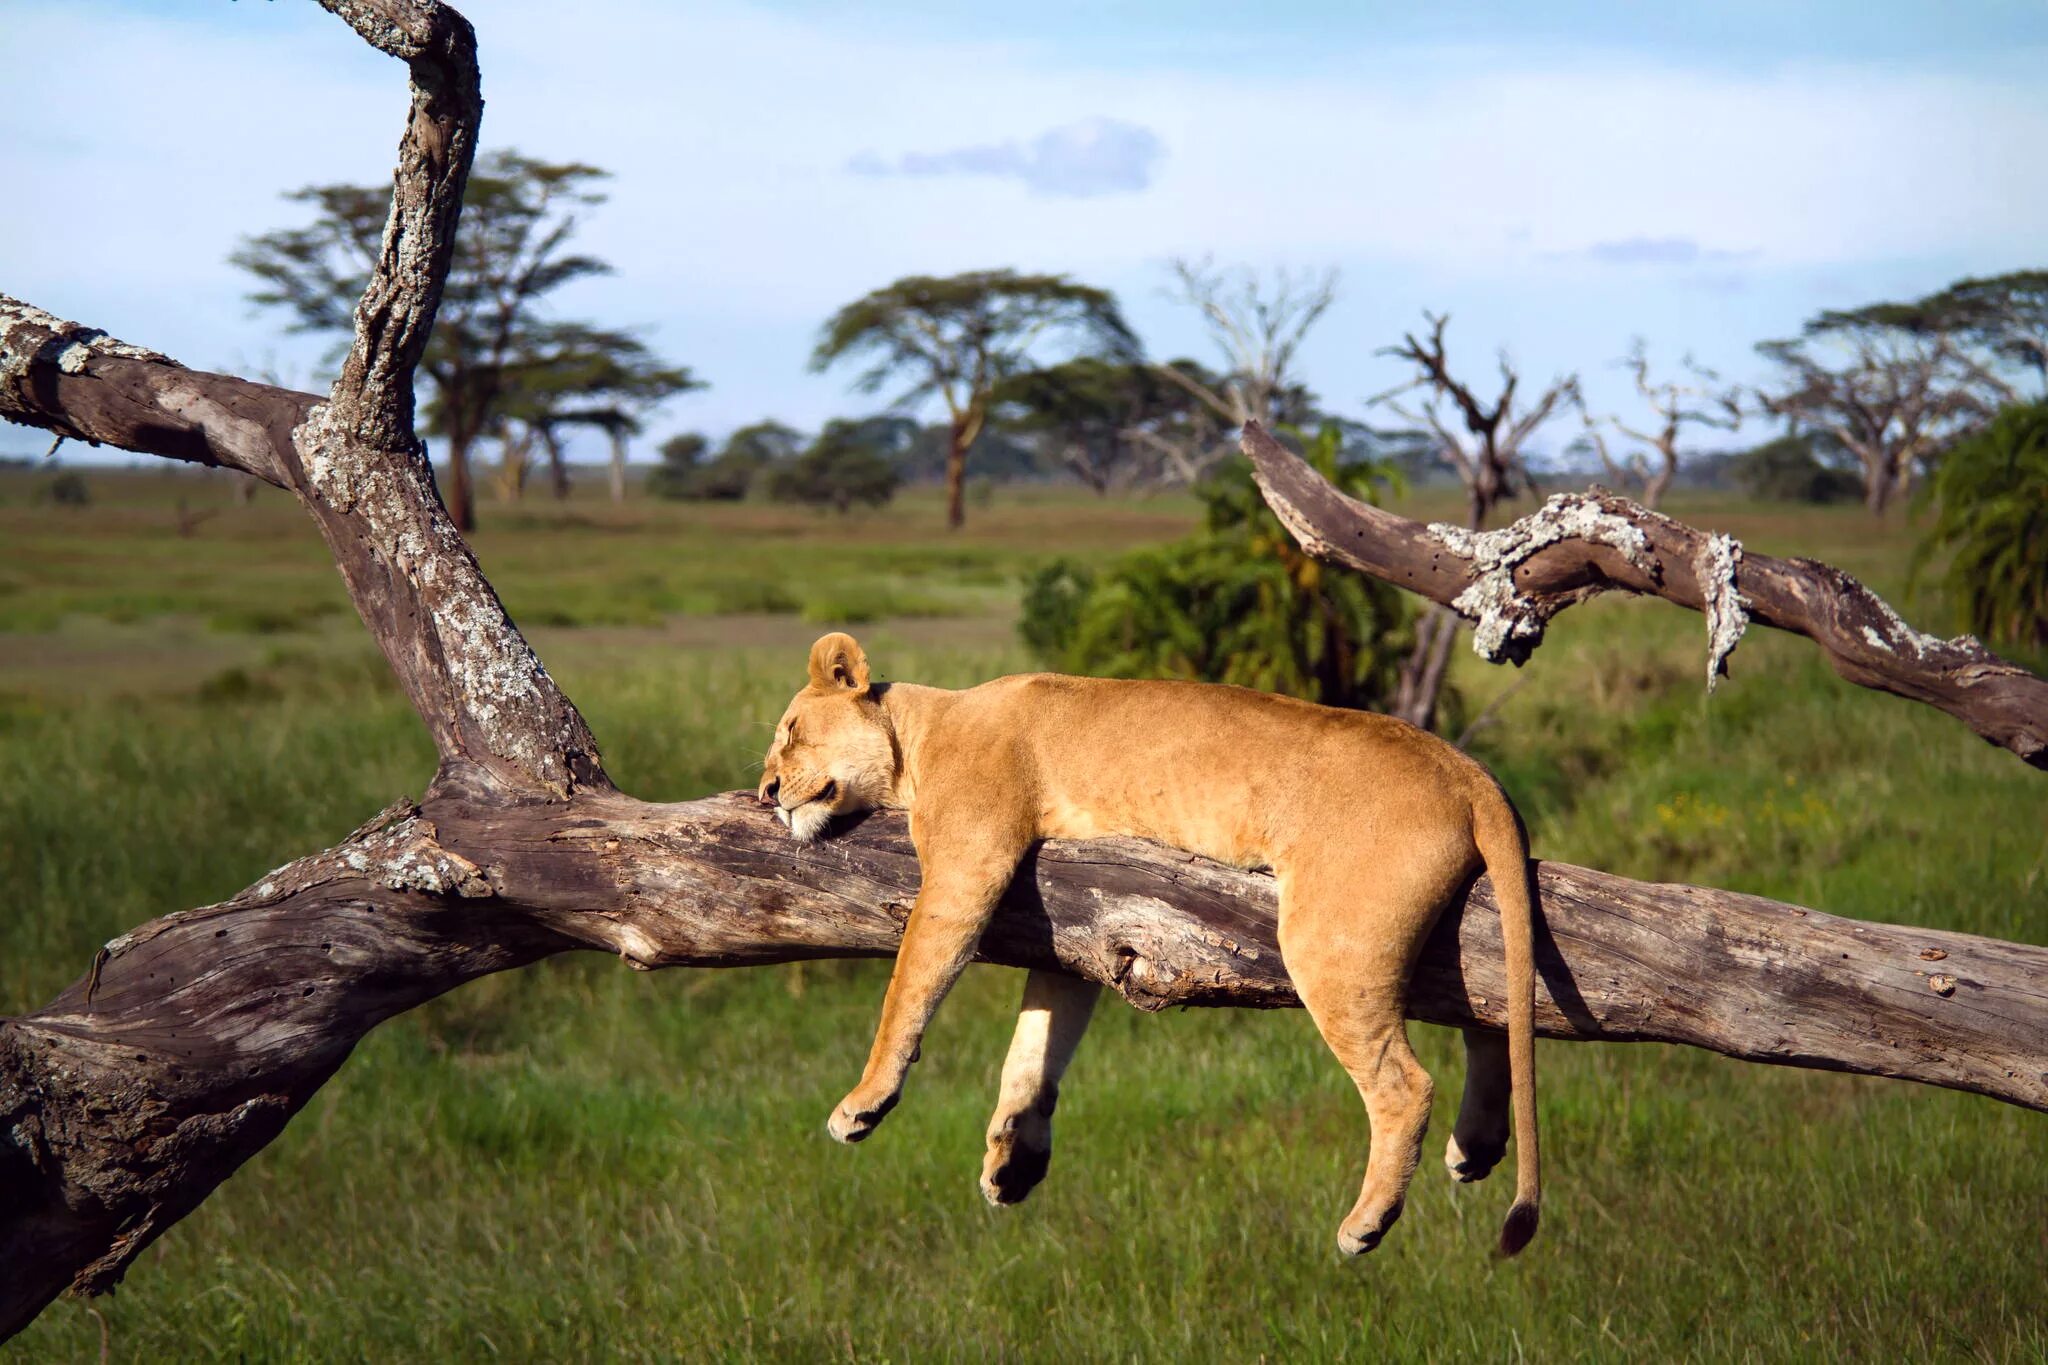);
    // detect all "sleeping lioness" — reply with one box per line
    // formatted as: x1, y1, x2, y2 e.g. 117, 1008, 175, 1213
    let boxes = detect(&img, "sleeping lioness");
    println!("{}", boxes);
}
758, 632, 1542, 1257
